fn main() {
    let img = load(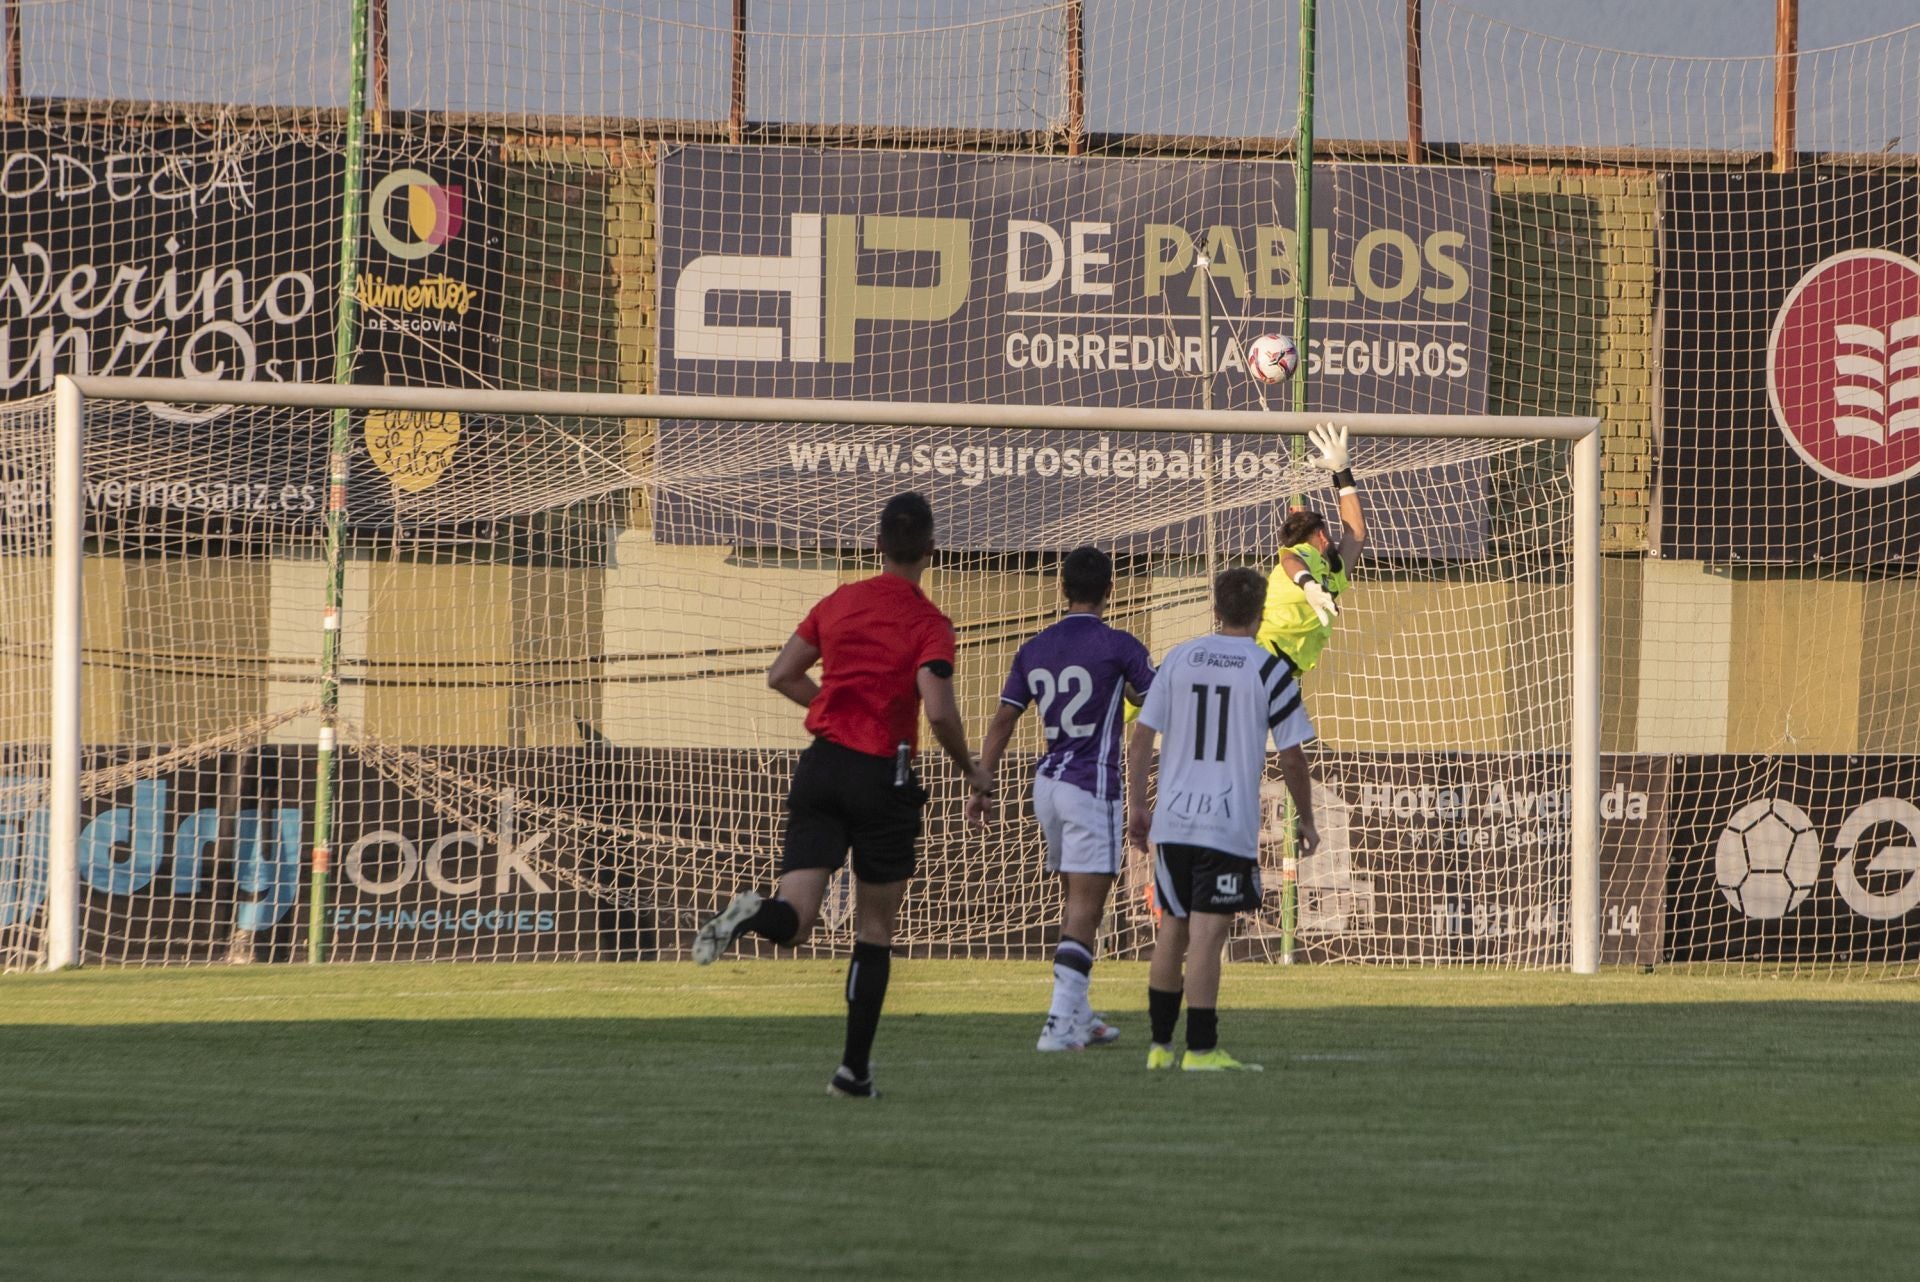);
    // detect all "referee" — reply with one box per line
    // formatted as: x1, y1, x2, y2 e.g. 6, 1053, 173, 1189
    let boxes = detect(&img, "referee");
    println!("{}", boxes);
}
693, 491, 995, 1099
